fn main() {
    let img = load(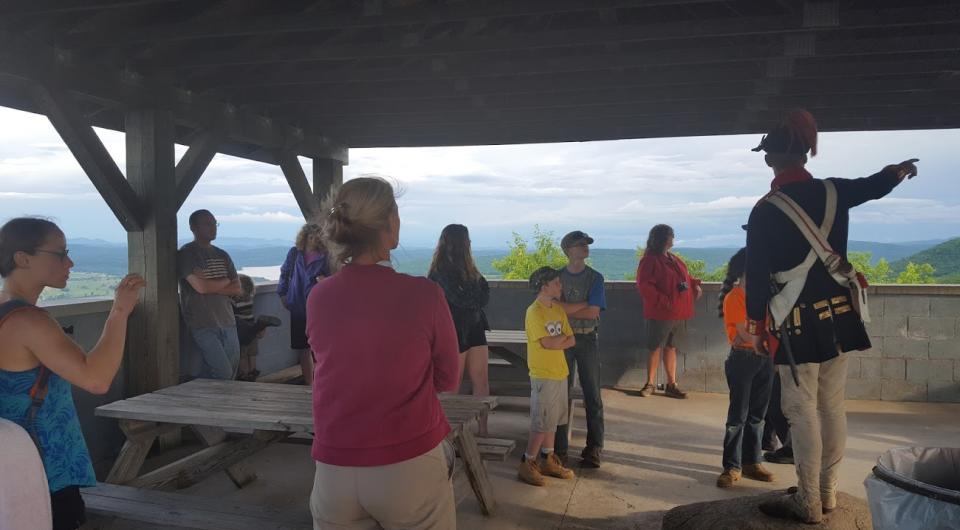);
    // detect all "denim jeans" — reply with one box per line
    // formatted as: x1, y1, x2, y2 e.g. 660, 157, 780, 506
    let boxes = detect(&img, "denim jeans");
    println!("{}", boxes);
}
191, 327, 241, 380
764, 370, 792, 450
555, 331, 605, 454
722, 348, 774, 471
